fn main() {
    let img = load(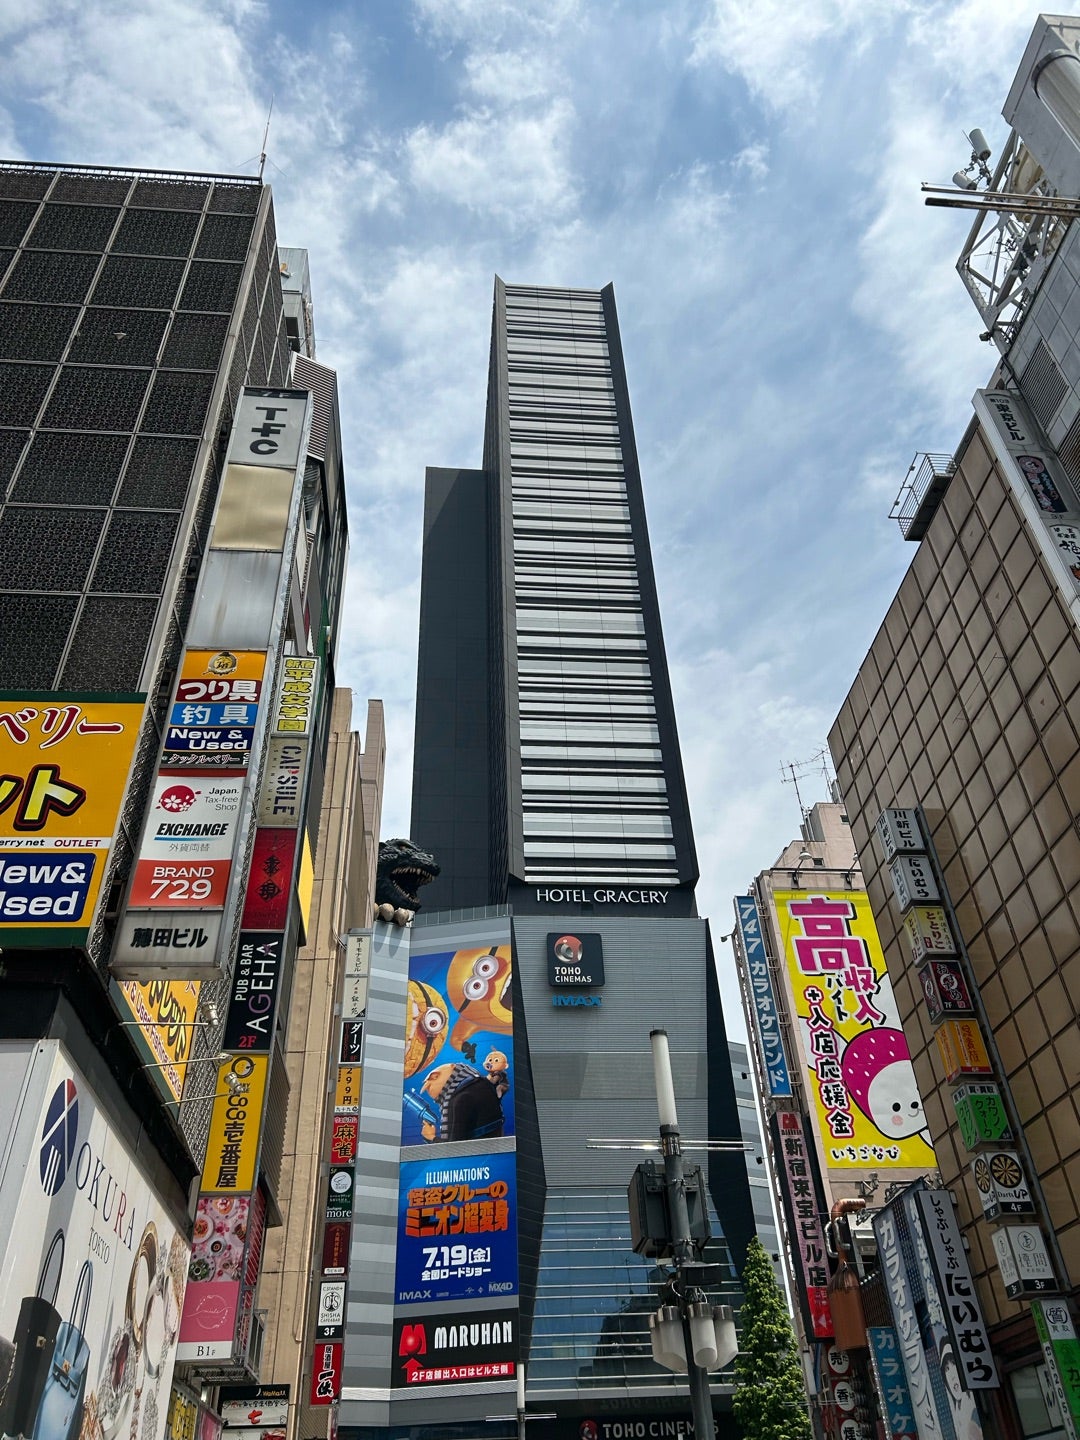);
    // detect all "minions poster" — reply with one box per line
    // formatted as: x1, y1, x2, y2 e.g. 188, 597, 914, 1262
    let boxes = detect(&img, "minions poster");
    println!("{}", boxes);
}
401, 937, 514, 1147
776, 890, 936, 1171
